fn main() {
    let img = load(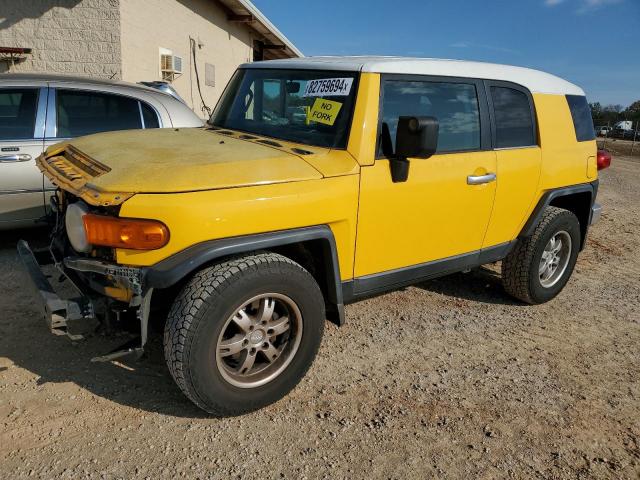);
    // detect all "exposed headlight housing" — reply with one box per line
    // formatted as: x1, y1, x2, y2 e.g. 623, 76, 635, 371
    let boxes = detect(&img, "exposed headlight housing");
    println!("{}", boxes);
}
65, 201, 92, 253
